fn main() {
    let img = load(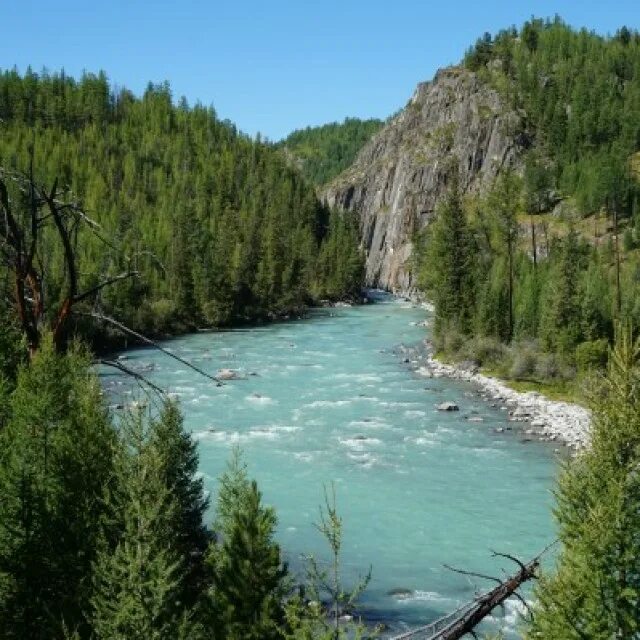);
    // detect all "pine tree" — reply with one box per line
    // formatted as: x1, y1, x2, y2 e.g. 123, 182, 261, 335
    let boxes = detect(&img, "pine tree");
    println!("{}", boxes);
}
207, 449, 289, 640
0, 335, 116, 639
90, 408, 203, 640
527, 325, 640, 639
151, 400, 210, 610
